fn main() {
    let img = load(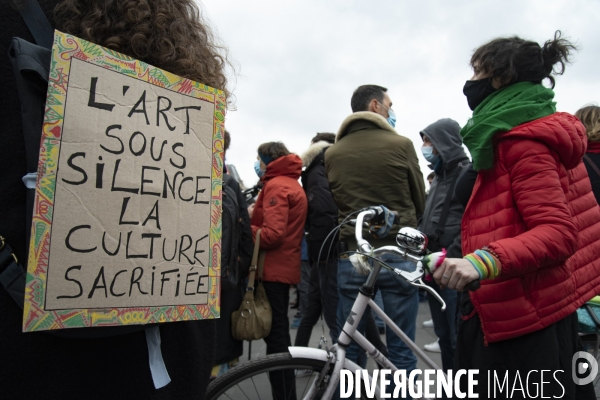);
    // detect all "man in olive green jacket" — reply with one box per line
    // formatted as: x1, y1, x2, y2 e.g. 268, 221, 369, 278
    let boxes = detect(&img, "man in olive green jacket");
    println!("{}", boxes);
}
325, 84, 425, 373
